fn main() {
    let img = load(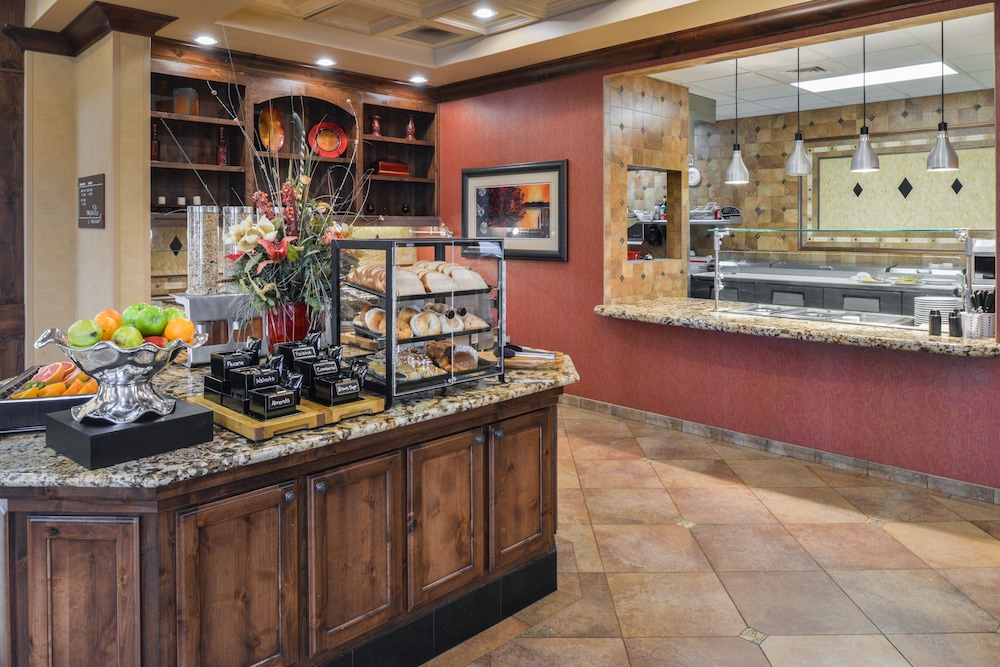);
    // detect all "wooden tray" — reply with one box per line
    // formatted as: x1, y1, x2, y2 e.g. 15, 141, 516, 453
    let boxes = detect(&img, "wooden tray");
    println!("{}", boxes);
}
343, 331, 381, 350
479, 350, 564, 370
188, 394, 385, 441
